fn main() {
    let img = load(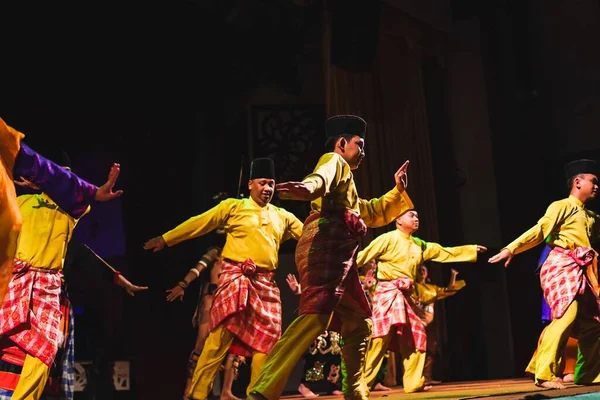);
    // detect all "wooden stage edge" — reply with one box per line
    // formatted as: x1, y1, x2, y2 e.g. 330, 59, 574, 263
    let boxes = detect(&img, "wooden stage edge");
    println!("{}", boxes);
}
279, 378, 600, 399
